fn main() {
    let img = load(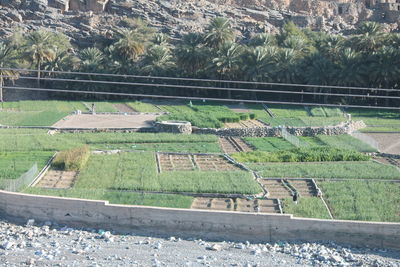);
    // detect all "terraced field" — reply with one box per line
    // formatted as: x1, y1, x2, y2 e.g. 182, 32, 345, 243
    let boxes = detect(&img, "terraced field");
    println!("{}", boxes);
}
1, 100, 398, 222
